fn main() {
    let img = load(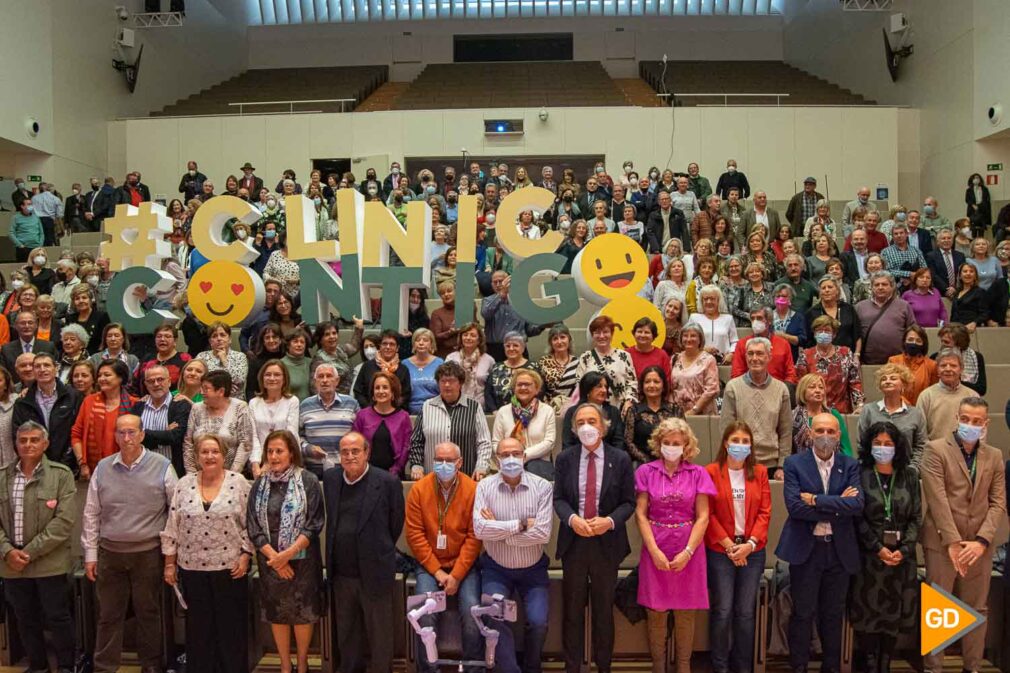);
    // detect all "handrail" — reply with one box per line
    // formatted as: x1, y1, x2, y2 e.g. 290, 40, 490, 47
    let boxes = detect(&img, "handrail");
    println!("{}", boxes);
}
656, 92, 791, 106
228, 98, 357, 114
